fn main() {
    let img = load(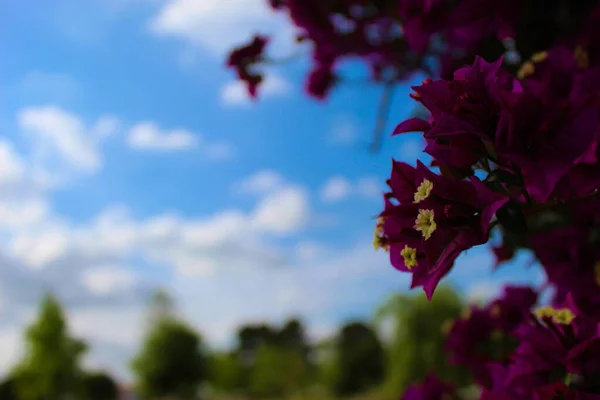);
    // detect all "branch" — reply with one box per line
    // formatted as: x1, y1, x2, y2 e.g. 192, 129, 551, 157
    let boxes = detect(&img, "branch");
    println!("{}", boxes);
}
369, 81, 396, 153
